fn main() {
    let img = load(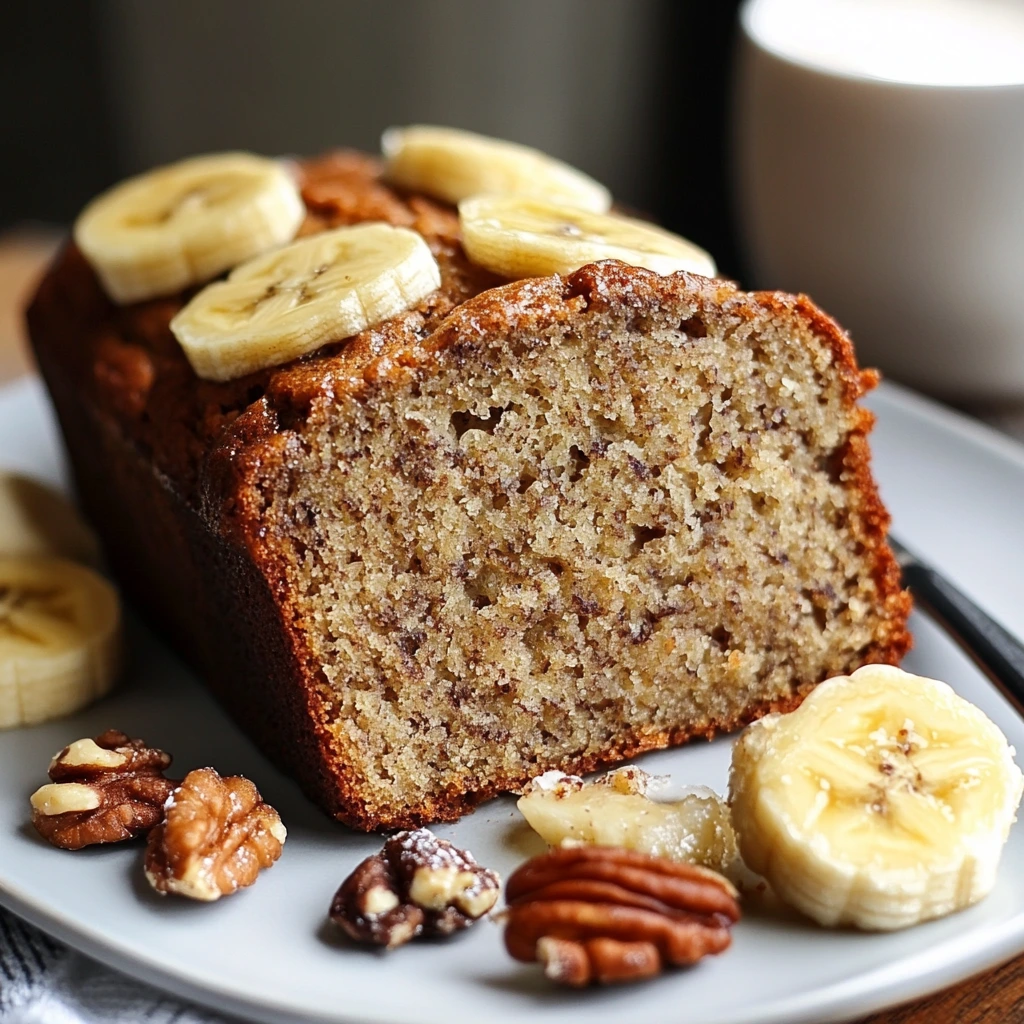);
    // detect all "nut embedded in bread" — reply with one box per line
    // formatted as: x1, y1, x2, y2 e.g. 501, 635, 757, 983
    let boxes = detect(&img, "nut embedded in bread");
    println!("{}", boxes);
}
26, 150, 911, 832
